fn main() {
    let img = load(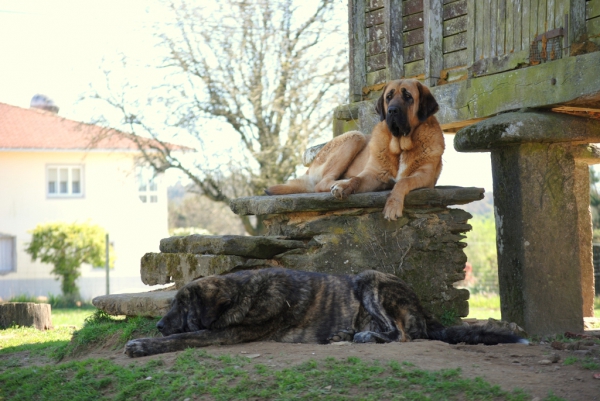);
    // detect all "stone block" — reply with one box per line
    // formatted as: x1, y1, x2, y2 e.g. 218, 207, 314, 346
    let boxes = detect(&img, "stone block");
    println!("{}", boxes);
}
159, 235, 305, 259
92, 290, 176, 317
141, 253, 248, 289
0, 302, 52, 330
